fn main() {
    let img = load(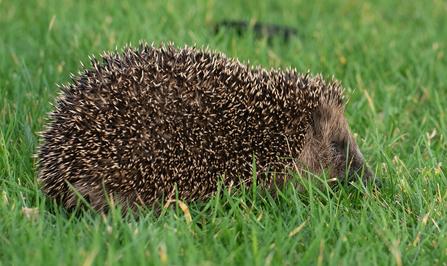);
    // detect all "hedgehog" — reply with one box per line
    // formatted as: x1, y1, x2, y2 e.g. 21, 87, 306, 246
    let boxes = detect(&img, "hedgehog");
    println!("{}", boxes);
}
36, 42, 381, 214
